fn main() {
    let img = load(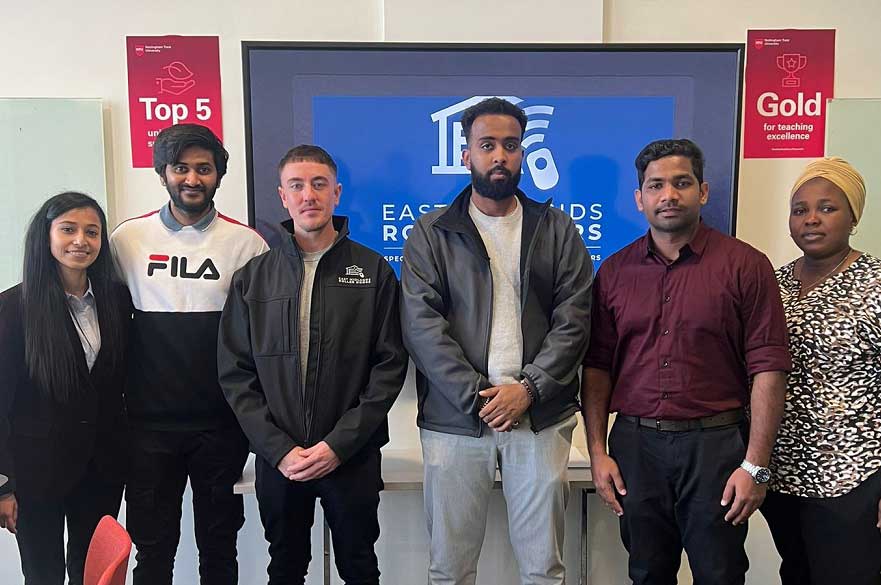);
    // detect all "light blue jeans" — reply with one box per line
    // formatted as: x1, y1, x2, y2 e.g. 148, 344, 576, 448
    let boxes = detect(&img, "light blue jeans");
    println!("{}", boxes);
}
421, 414, 577, 585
